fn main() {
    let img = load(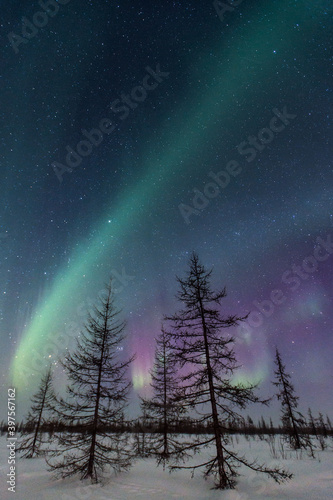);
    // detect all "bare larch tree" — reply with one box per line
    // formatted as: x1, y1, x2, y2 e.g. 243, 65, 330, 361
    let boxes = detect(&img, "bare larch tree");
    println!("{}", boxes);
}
273, 347, 312, 452
165, 253, 292, 489
140, 326, 186, 468
18, 366, 54, 458
47, 280, 134, 483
